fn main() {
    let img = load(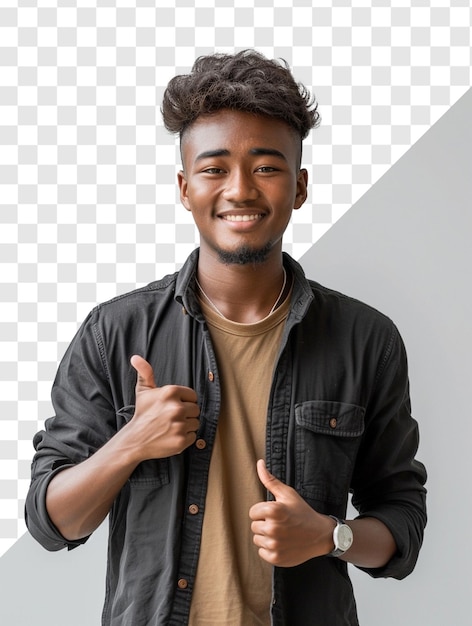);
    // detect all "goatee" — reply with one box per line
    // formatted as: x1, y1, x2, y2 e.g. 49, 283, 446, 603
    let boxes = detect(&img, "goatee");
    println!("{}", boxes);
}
216, 243, 273, 266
